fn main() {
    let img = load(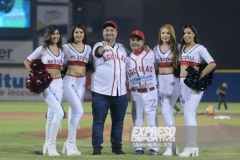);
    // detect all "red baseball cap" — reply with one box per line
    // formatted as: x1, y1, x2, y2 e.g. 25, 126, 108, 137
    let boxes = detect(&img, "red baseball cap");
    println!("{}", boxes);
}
130, 30, 145, 40
103, 20, 117, 29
